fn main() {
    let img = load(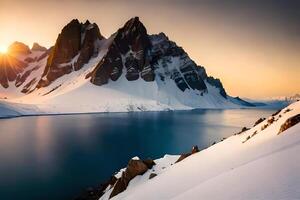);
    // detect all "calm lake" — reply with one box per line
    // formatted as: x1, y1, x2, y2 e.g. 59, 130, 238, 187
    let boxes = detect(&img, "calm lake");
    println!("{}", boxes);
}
0, 109, 277, 200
